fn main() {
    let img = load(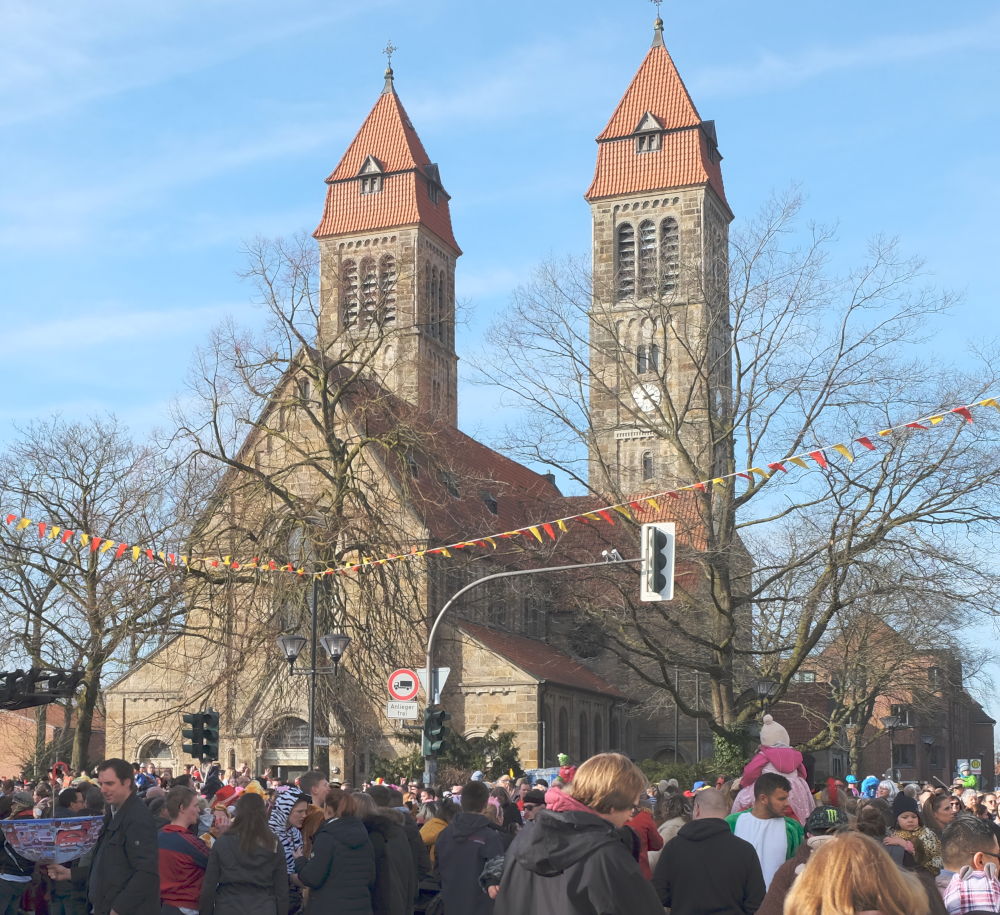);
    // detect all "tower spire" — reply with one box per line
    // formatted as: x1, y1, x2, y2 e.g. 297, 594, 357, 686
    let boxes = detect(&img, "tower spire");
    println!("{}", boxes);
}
650, 0, 664, 48
382, 39, 397, 94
